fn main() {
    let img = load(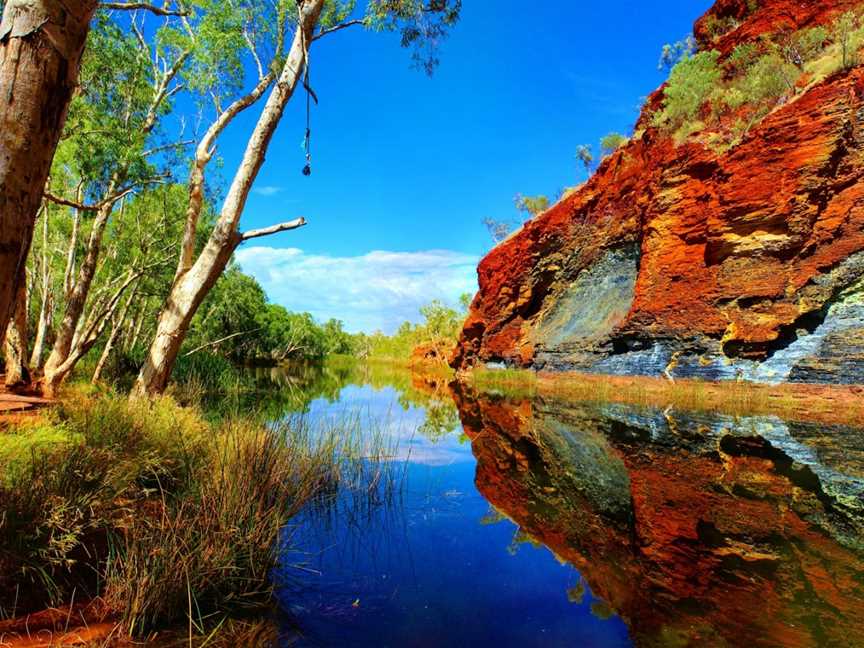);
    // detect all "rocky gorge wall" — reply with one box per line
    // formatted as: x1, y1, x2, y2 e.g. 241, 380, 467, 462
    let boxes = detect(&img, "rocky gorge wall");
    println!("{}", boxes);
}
452, 0, 864, 384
